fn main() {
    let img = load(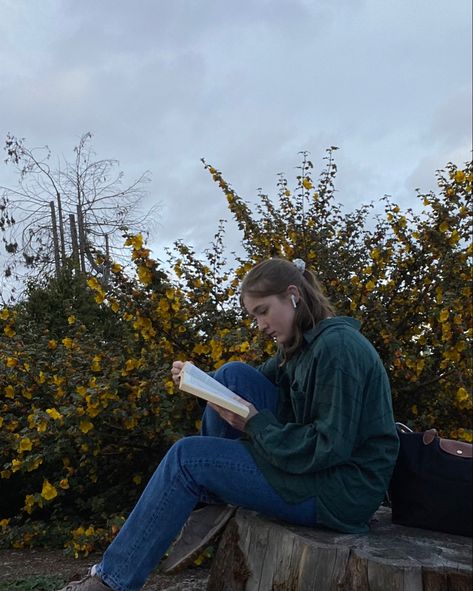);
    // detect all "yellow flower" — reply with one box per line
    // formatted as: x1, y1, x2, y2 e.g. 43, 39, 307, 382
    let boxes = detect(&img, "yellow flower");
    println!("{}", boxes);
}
240, 342, 250, 352
91, 356, 101, 372
111, 300, 120, 313
4, 325, 16, 337
137, 265, 152, 285
86, 277, 101, 290
11, 459, 22, 472
439, 309, 449, 323
24, 494, 36, 514
124, 358, 138, 372
79, 420, 94, 433
454, 170, 465, 183
5, 385, 15, 399
62, 337, 74, 349
36, 420, 48, 433
6, 357, 18, 368
158, 299, 169, 313
456, 387, 469, 403
95, 292, 105, 304
67, 315, 76, 325
365, 280, 376, 292
76, 385, 87, 396
370, 248, 381, 261
59, 478, 70, 490
41, 480, 58, 501
48, 339, 58, 349
302, 178, 313, 190
458, 429, 472, 443
27, 457, 43, 472
19, 438, 33, 452
0, 518, 10, 529
0, 308, 10, 320
46, 408, 62, 420
125, 234, 143, 250
111, 263, 122, 273
192, 343, 209, 355
439, 221, 449, 233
